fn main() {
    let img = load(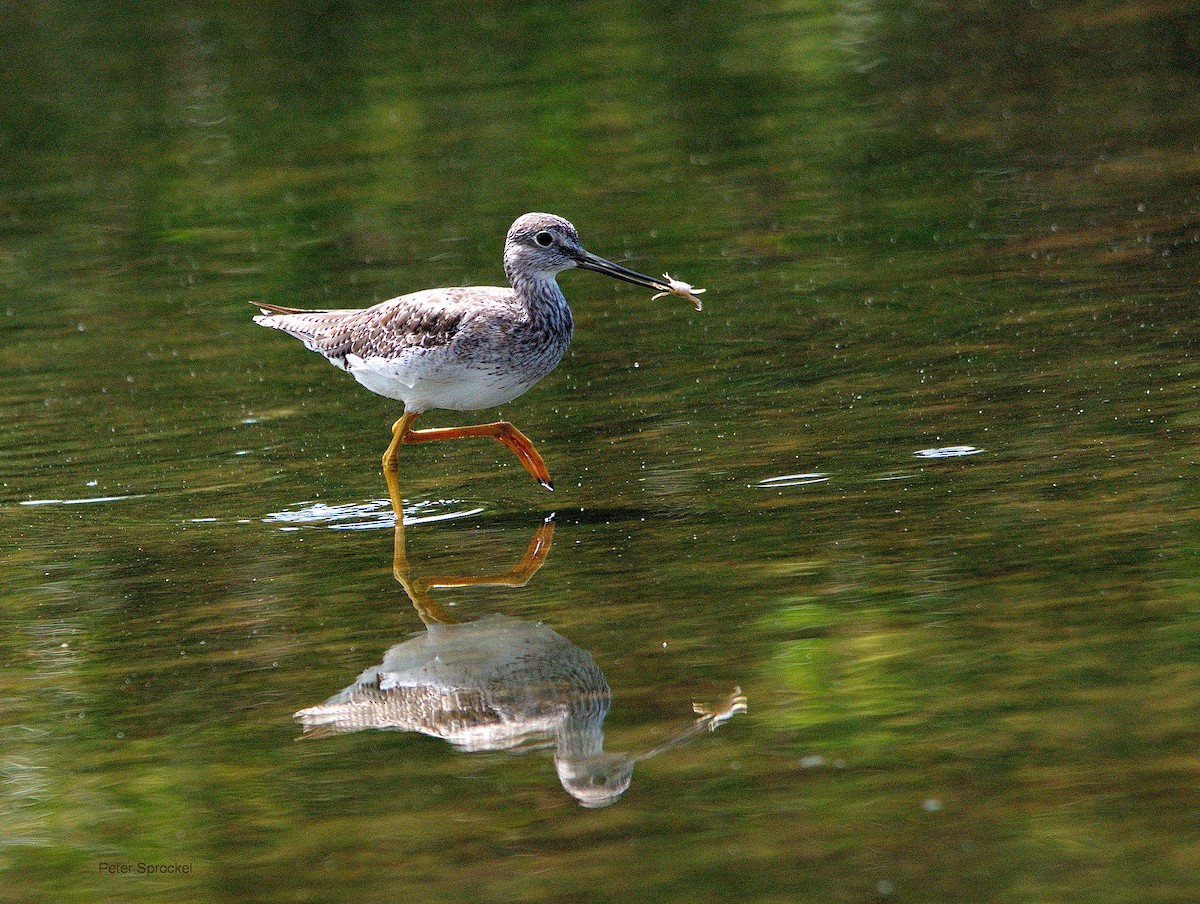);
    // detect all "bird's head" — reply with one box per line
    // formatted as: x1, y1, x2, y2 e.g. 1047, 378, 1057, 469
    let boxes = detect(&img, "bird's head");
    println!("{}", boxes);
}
504, 212, 665, 293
